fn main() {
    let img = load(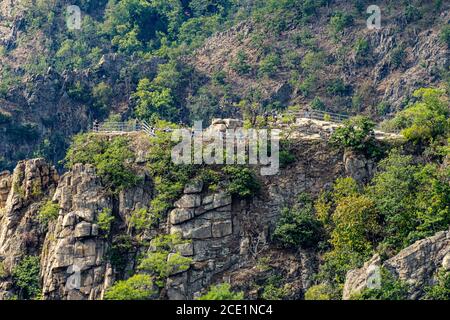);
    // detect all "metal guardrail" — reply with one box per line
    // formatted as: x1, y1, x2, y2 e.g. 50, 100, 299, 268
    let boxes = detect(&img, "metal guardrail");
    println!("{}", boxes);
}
92, 120, 158, 136
93, 121, 141, 133
91, 112, 399, 136
287, 110, 350, 123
